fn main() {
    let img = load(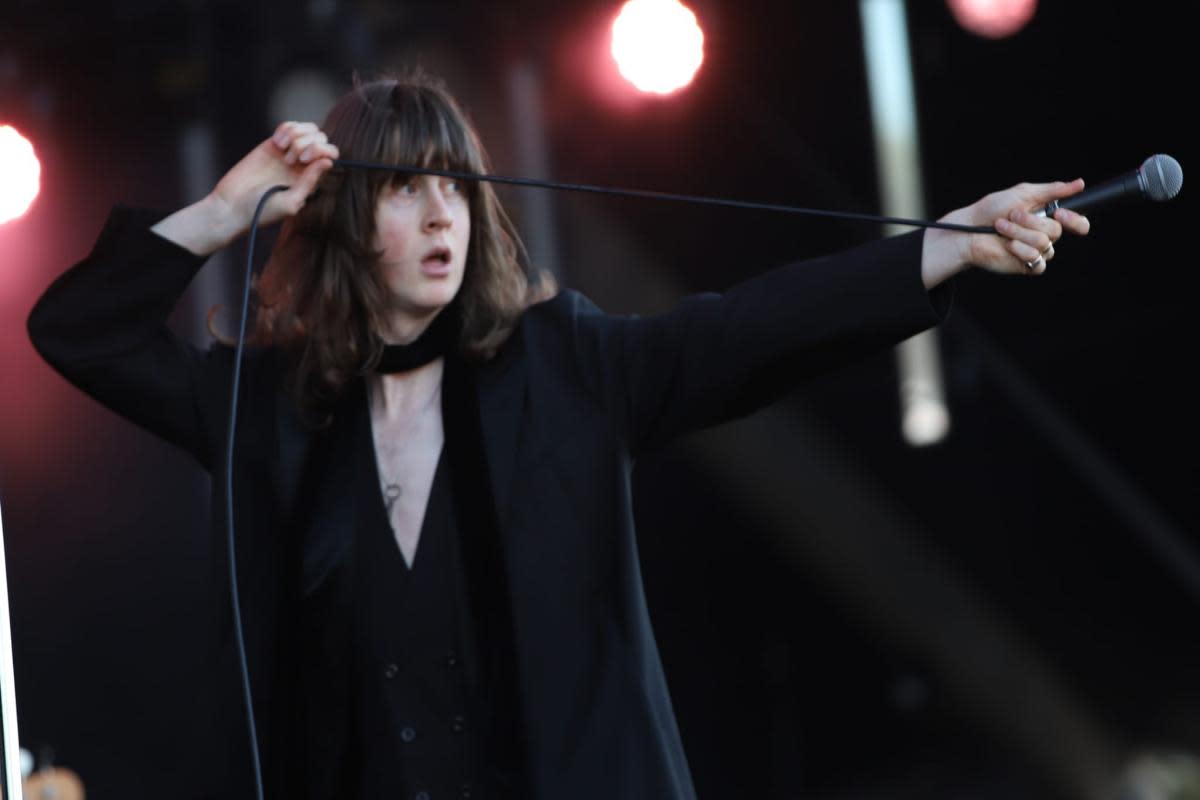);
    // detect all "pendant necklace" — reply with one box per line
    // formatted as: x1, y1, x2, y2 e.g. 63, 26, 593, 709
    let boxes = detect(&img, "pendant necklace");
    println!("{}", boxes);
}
371, 376, 443, 519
